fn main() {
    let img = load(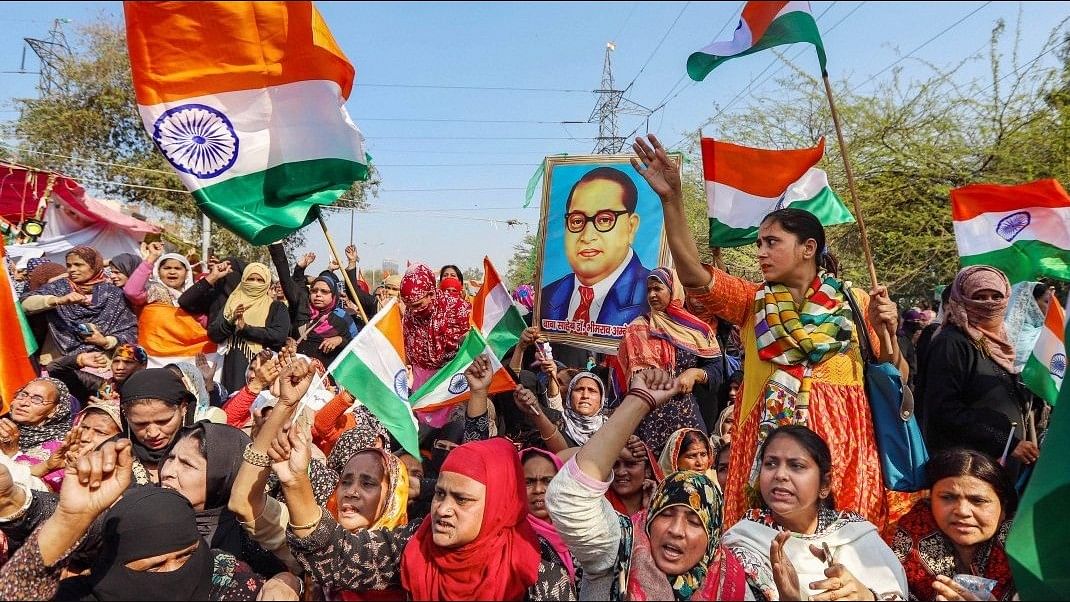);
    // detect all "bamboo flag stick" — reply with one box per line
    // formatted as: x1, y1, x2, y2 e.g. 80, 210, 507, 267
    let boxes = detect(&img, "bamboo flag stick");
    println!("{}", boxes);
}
821, 72, 879, 288
317, 213, 369, 325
